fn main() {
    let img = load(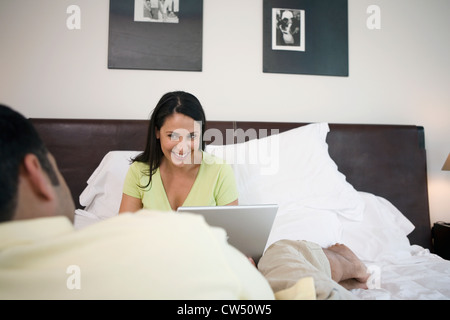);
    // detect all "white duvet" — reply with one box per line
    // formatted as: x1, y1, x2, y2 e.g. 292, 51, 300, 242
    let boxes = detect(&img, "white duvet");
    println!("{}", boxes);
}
353, 246, 450, 300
